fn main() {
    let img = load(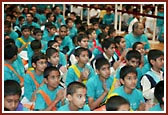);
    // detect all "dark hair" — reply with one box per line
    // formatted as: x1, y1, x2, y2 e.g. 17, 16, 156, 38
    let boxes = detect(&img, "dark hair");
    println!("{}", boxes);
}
132, 42, 143, 50
4, 20, 11, 28
46, 47, 58, 58
18, 16, 25, 22
4, 44, 18, 60
102, 39, 115, 51
85, 28, 95, 36
95, 57, 110, 70
74, 47, 89, 57
114, 36, 124, 45
33, 28, 43, 35
31, 52, 47, 64
66, 18, 73, 25
44, 66, 60, 79
97, 33, 108, 45
30, 40, 42, 51
120, 65, 137, 80
106, 95, 130, 111
47, 40, 56, 48
154, 80, 164, 105
77, 33, 88, 43
4, 80, 21, 97
67, 81, 86, 95
21, 25, 30, 32
148, 49, 164, 67
126, 50, 141, 62
4, 39, 15, 45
